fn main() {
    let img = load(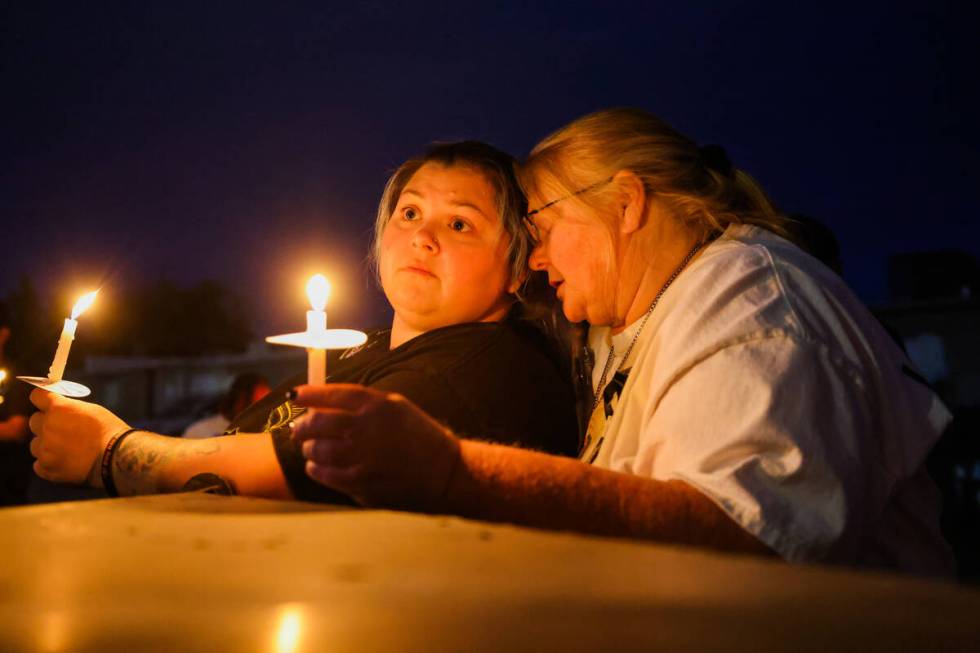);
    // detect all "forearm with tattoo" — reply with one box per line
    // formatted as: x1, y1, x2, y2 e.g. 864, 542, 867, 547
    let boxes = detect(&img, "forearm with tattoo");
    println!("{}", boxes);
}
112, 432, 224, 496
106, 430, 291, 499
